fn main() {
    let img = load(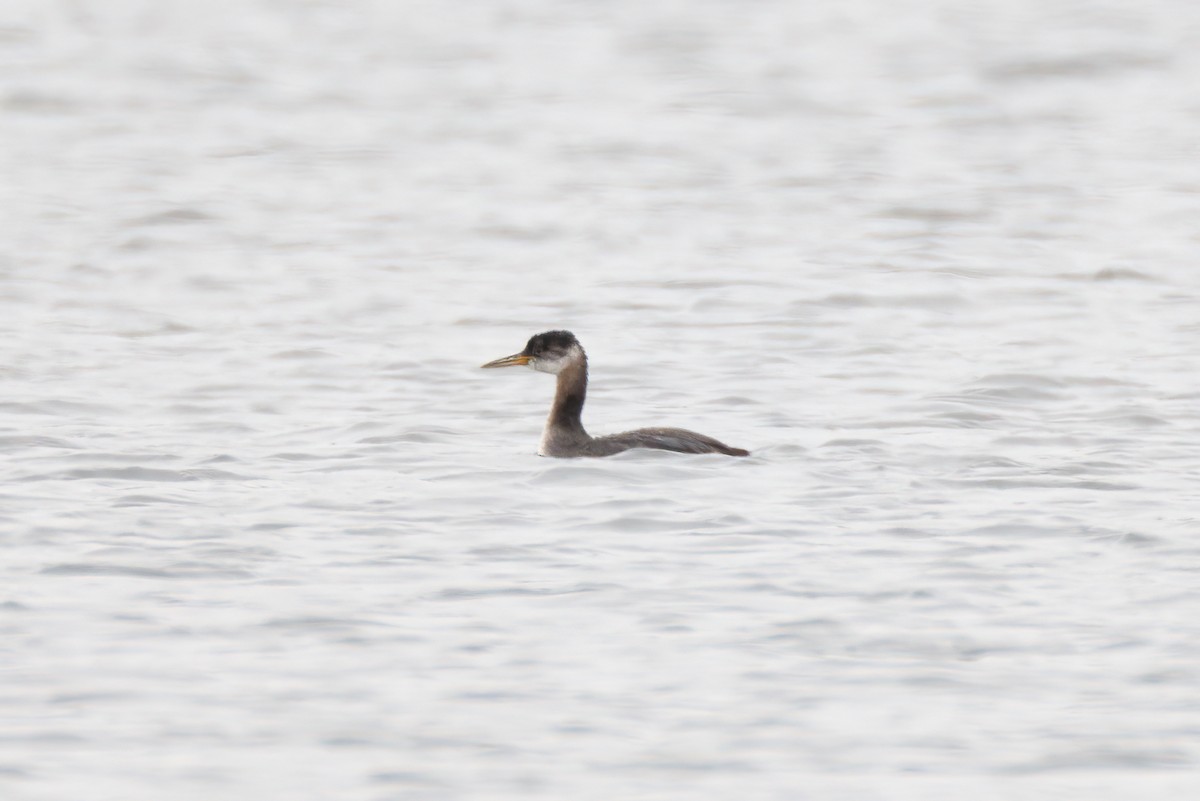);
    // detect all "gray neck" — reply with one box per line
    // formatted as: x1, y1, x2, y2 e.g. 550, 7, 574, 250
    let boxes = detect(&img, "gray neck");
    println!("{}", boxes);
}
547, 356, 589, 440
